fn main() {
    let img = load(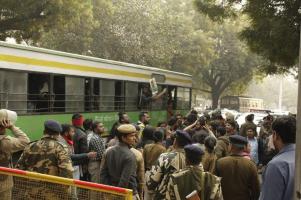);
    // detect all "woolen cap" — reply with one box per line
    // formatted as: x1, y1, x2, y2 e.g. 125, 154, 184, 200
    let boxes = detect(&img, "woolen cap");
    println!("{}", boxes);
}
229, 135, 248, 148
176, 130, 192, 144
117, 124, 136, 134
44, 120, 62, 133
184, 144, 204, 157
